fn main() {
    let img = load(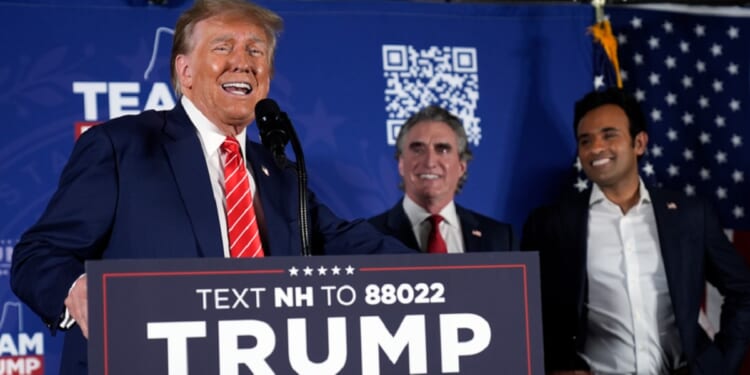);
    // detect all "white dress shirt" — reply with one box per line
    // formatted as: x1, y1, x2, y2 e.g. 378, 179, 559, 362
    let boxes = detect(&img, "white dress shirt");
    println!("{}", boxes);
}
581, 180, 683, 374
182, 96, 257, 258
402, 196, 465, 254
